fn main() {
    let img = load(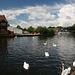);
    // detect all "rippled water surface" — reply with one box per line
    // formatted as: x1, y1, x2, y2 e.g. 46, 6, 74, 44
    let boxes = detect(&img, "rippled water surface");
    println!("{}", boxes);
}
0, 34, 75, 75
